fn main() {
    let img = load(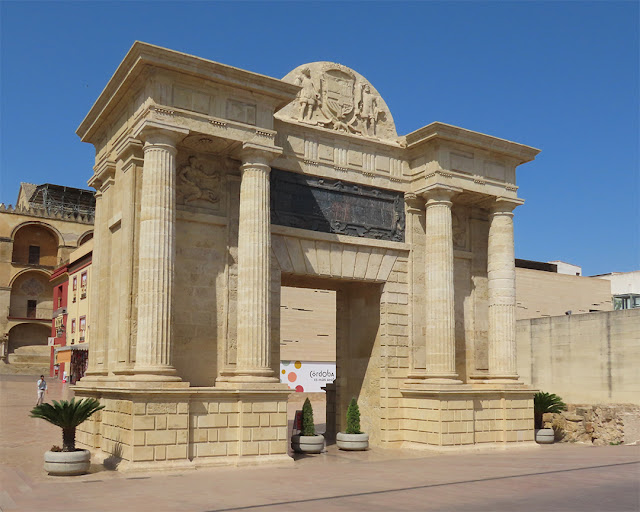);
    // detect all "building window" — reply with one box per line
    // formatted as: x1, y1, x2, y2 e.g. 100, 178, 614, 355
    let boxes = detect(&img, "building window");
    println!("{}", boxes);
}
613, 294, 640, 310
57, 285, 63, 307
73, 276, 77, 291
28, 245, 40, 265
71, 319, 76, 333
80, 272, 88, 299
79, 316, 86, 341
27, 300, 37, 318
